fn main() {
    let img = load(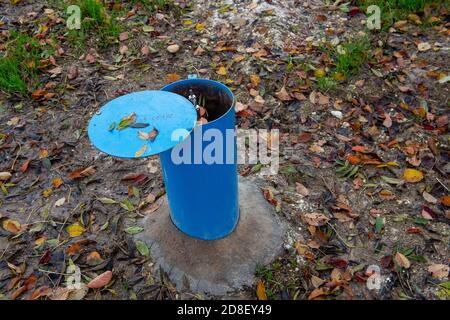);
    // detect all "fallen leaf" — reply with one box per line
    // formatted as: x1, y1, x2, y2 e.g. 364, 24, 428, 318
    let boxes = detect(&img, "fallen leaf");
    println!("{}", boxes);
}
87, 270, 113, 289
69, 166, 96, 179
234, 101, 247, 112
66, 223, 85, 237
295, 182, 309, 197
394, 252, 410, 269
250, 74, 261, 87
308, 287, 327, 300
30, 286, 52, 300
67, 283, 89, 300
304, 213, 329, 227
52, 177, 63, 188
216, 66, 227, 76
422, 191, 437, 204
0, 172, 12, 181
417, 42, 431, 52
403, 168, 424, 183
2, 219, 21, 234
135, 144, 148, 157
166, 73, 181, 83
117, 112, 136, 130
54, 197, 66, 207
119, 32, 128, 41
275, 86, 292, 101
86, 251, 103, 266
20, 160, 31, 173
256, 279, 267, 300
135, 240, 150, 257
428, 264, 449, 279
